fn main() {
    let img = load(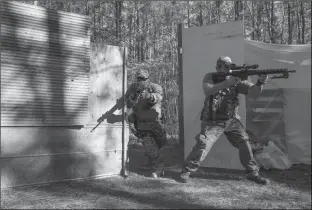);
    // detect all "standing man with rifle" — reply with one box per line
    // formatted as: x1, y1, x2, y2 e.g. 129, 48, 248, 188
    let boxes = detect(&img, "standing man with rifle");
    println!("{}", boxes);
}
179, 56, 270, 185
126, 69, 167, 178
